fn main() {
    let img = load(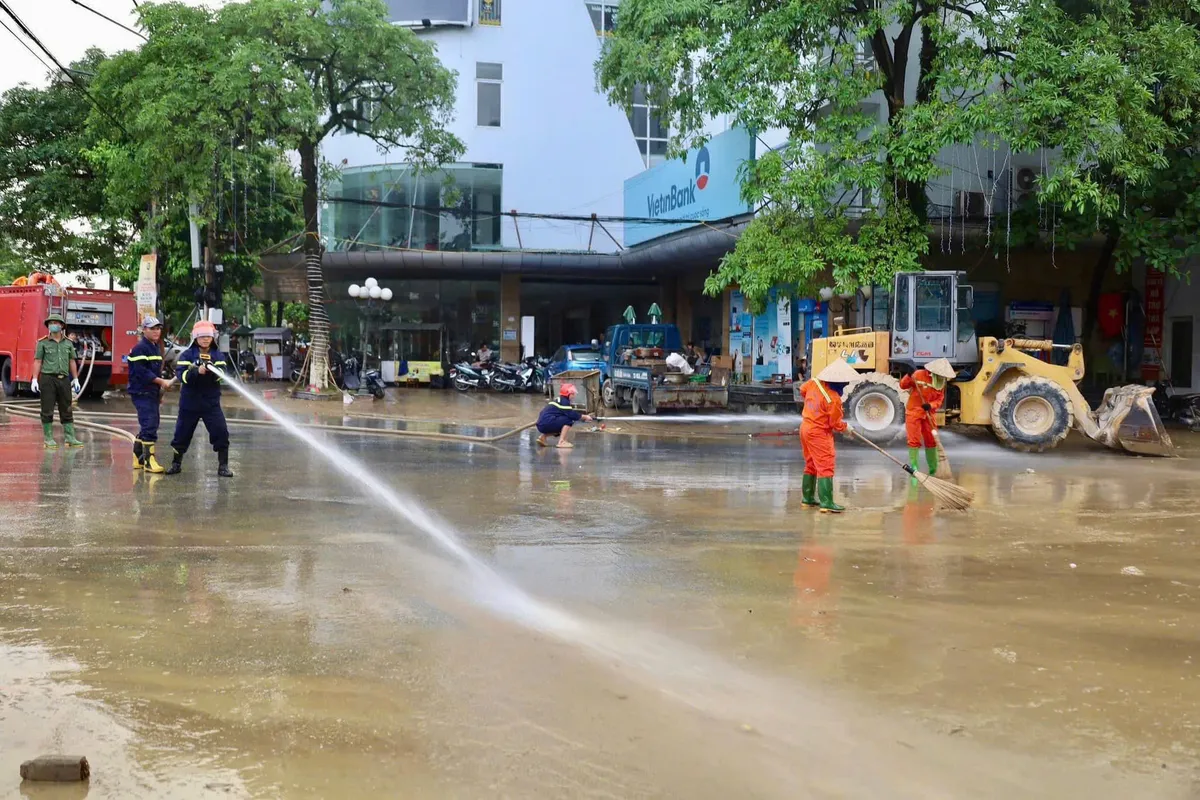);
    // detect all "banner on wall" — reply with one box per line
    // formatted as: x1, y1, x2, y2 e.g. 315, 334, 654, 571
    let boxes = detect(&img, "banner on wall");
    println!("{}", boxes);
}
729, 290, 745, 372
776, 294, 792, 376
752, 302, 775, 382
1142, 270, 1165, 380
